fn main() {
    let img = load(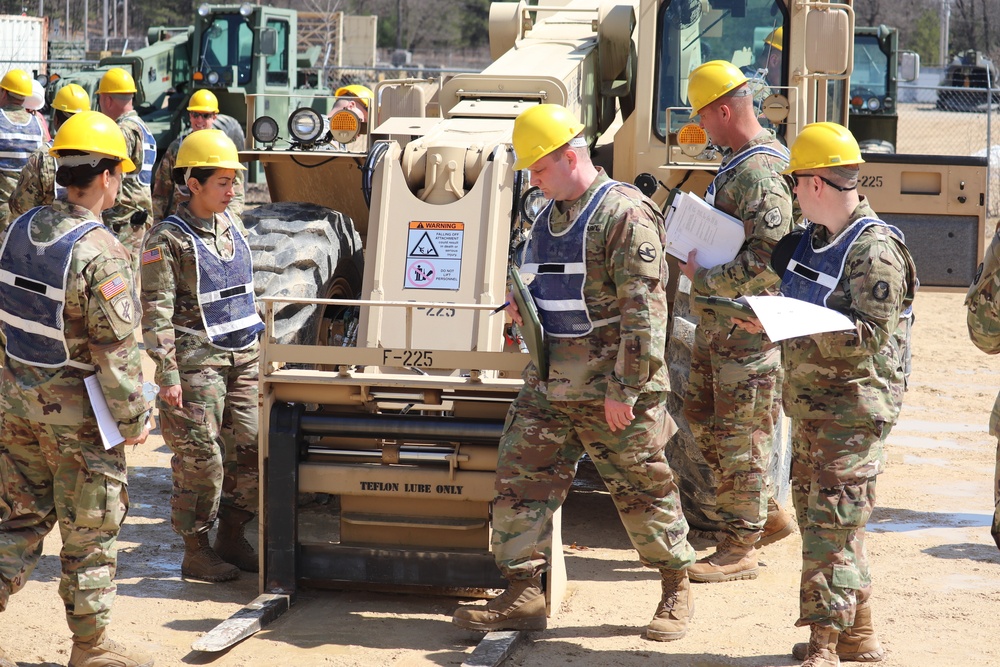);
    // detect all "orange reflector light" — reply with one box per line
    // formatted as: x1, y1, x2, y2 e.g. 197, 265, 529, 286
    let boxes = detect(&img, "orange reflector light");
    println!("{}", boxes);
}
678, 124, 708, 144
